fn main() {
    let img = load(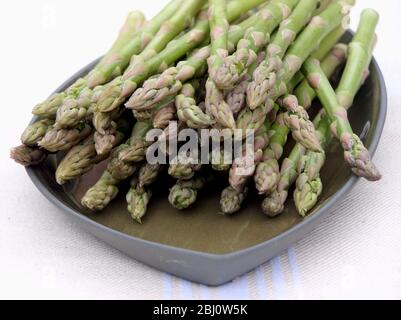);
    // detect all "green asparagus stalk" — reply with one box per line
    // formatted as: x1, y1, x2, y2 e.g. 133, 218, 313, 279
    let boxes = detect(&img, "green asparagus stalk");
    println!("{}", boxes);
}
213, 0, 300, 91
81, 171, 120, 211
295, 9, 381, 216
302, 15, 381, 181
224, 51, 266, 118
81, 122, 149, 211
247, 0, 319, 109
133, 108, 155, 122
225, 78, 249, 117
205, 0, 237, 129
229, 118, 271, 192
168, 162, 202, 180
211, 149, 232, 172
315, 0, 333, 15
220, 186, 249, 215
126, 47, 210, 112
176, 82, 214, 129
254, 113, 289, 194
275, 24, 348, 99
118, 121, 152, 163
10, 145, 47, 167
55, 120, 129, 185
93, 108, 124, 155
255, 43, 347, 195
281, 94, 323, 152
152, 101, 177, 129
32, 11, 146, 119
262, 43, 348, 216
168, 174, 213, 210
21, 119, 54, 147
126, 12, 261, 113
208, 0, 230, 80
95, 0, 207, 114
240, 1, 354, 156
138, 163, 164, 188
38, 123, 92, 153
126, 176, 152, 224
122, 0, 266, 114
247, 0, 354, 112
56, 135, 101, 185
87, 1, 181, 88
